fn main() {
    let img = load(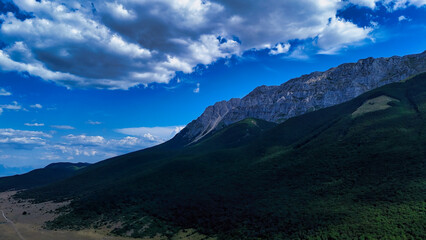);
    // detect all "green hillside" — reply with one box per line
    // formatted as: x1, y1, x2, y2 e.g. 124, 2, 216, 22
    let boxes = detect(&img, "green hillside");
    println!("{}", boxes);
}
0, 162, 90, 192
16, 73, 426, 239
